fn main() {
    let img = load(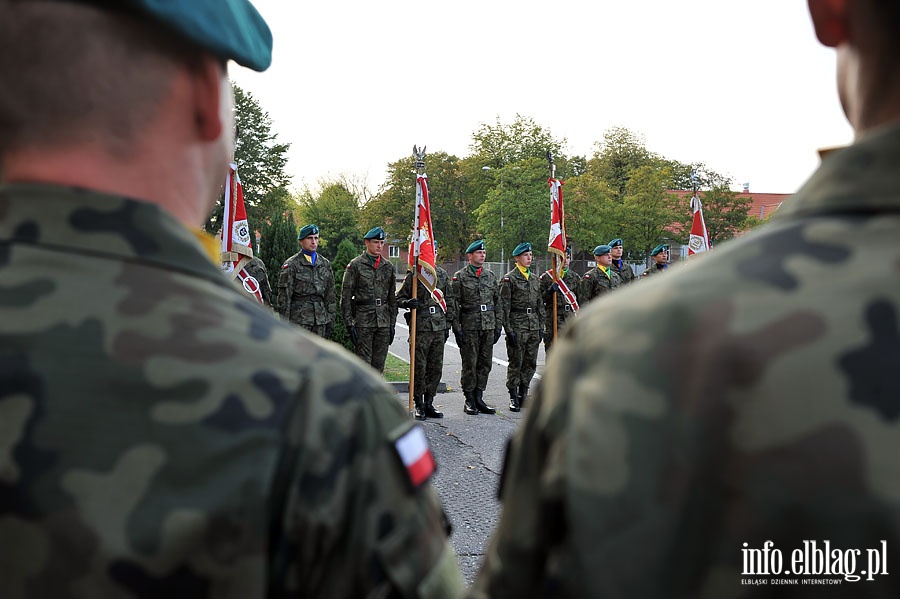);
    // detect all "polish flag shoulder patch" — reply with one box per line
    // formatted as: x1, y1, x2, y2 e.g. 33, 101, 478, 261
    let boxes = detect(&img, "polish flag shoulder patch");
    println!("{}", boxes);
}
393, 424, 436, 489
